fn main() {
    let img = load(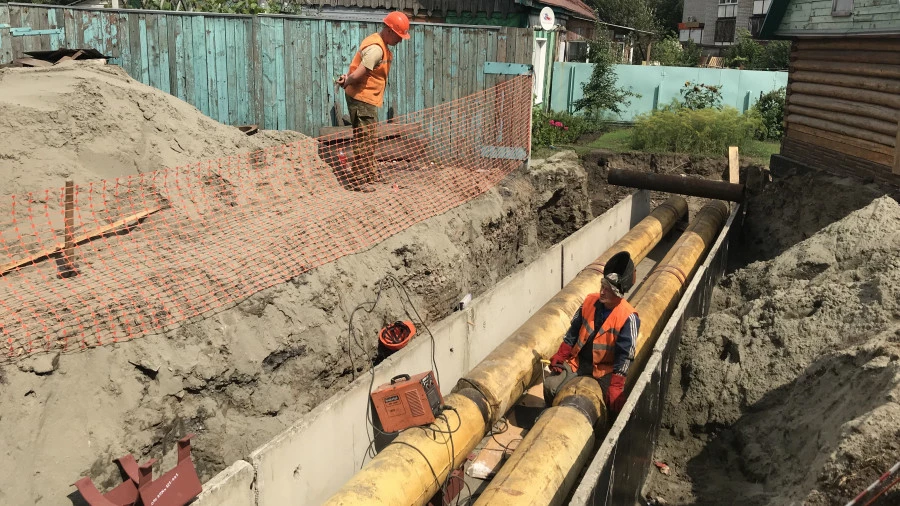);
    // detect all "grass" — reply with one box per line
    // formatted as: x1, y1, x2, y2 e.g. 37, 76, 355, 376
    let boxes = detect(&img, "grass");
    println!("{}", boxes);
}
537, 126, 781, 166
